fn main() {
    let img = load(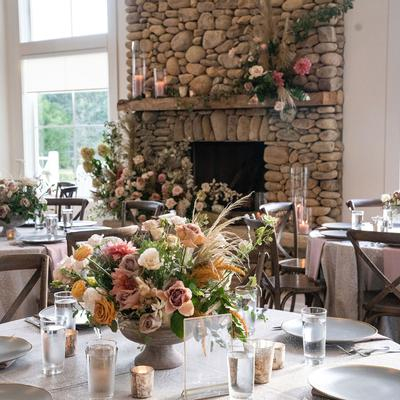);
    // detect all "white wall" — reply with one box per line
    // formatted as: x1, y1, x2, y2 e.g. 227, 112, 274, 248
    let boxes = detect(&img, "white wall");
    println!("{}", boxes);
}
343, 0, 400, 219
0, 0, 11, 175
